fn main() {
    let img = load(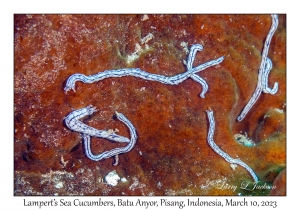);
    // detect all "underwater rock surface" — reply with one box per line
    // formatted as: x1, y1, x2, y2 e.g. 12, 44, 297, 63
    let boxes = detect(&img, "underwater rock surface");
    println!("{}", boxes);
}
14, 14, 286, 195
